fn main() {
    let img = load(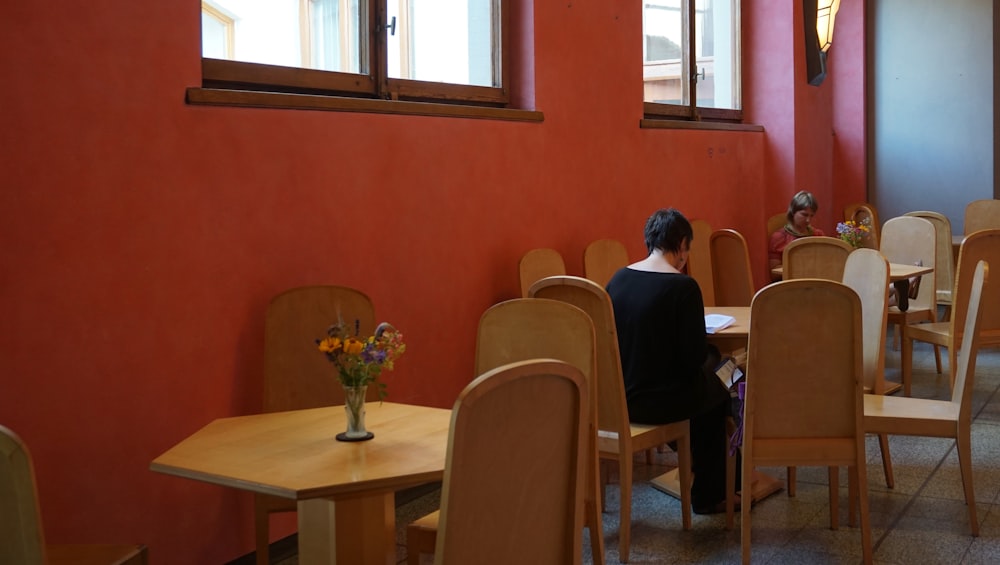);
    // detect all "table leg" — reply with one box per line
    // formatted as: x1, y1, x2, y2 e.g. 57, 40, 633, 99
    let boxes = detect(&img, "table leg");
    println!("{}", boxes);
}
892, 279, 910, 312
297, 493, 395, 565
